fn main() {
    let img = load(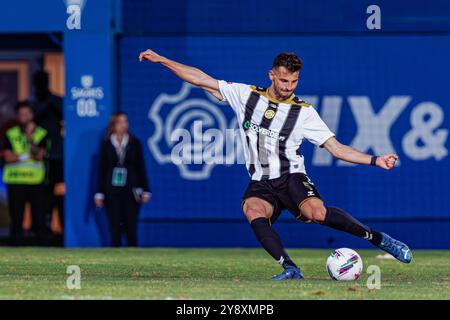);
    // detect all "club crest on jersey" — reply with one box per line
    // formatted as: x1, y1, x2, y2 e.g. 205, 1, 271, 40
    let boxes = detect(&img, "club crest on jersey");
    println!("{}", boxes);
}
264, 109, 276, 119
